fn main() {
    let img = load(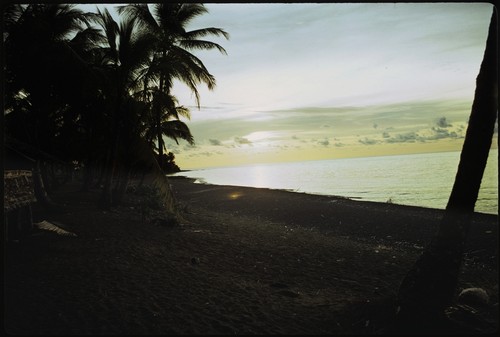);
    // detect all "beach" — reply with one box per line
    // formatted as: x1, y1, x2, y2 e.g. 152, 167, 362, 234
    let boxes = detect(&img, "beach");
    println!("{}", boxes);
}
4, 177, 498, 334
